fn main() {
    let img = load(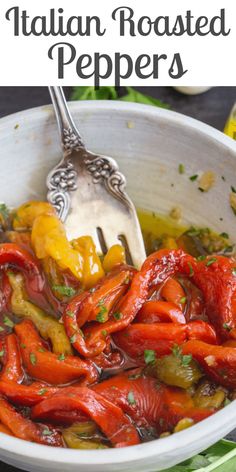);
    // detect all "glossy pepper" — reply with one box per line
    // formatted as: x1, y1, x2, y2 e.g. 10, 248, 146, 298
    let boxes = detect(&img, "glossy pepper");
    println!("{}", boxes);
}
15, 320, 98, 385
31, 386, 140, 447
